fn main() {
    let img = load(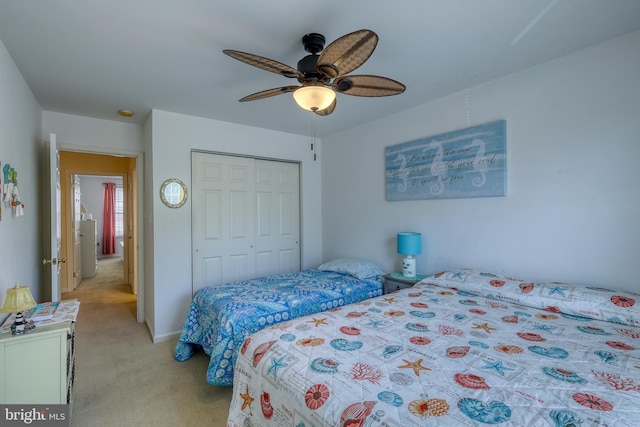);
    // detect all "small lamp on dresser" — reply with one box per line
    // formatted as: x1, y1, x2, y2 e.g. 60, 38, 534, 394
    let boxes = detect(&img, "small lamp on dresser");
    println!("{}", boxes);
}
0, 282, 37, 335
397, 232, 422, 279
